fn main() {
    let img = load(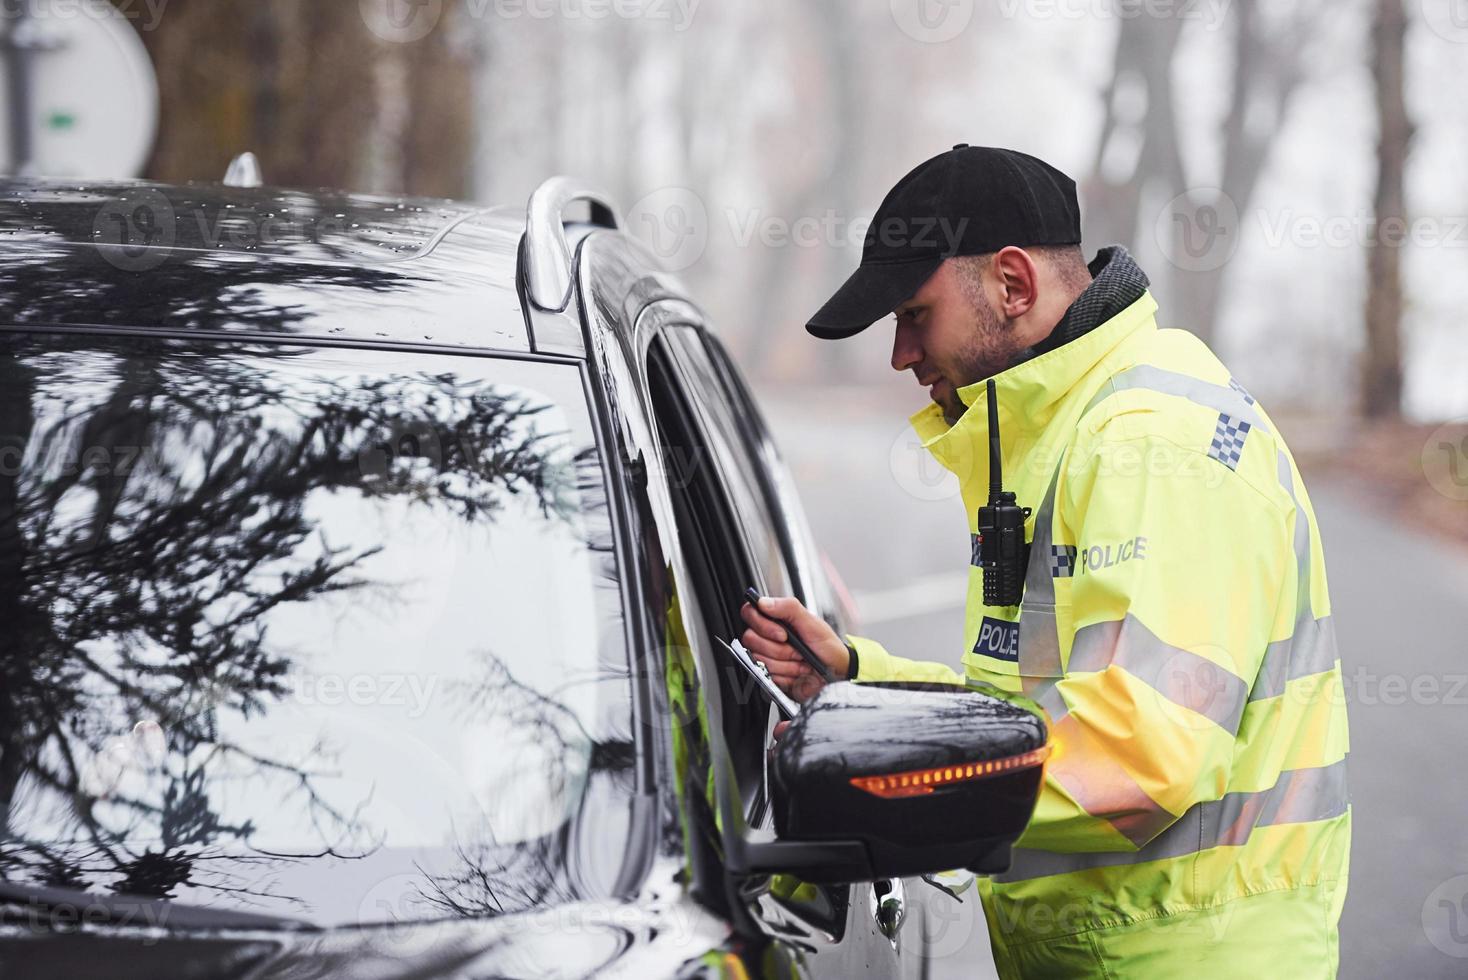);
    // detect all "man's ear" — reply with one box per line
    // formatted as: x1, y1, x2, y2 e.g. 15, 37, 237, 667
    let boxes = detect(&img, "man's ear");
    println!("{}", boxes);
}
992, 246, 1039, 319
